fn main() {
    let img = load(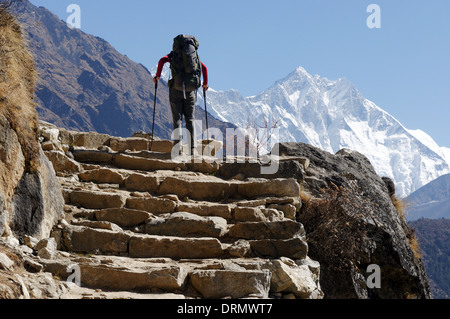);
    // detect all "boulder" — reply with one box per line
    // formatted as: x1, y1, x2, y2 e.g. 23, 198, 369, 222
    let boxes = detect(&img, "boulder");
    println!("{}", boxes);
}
265, 258, 323, 299
277, 142, 431, 299
45, 150, 82, 175
0, 252, 14, 270
10, 149, 65, 241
